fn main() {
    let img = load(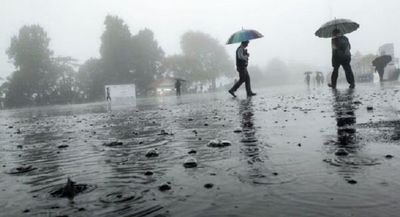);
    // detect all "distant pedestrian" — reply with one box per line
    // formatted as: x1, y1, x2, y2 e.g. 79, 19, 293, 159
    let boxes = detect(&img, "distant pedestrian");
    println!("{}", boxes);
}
305, 73, 311, 86
106, 87, 111, 101
175, 79, 182, 96
316, 71, 324, 86
319, 72, 324, 85
229, 41, 256, 97
328, 29, 355, 89
315, 72, 321, 86
372, 54, 392, 82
